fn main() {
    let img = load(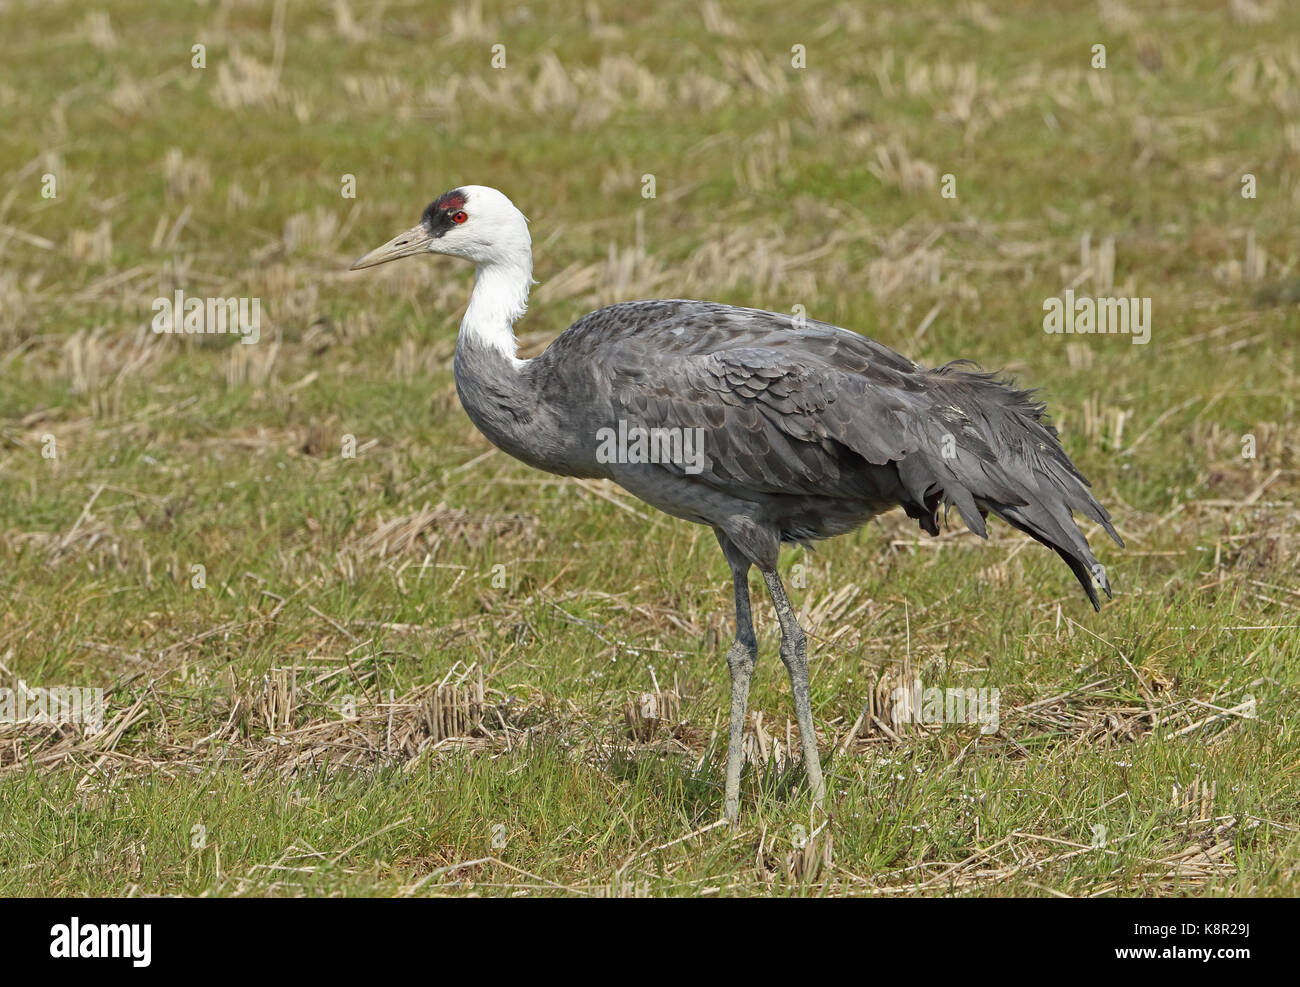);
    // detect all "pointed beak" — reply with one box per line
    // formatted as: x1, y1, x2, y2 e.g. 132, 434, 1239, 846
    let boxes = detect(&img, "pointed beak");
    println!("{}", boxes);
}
349, 225, 434, 271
